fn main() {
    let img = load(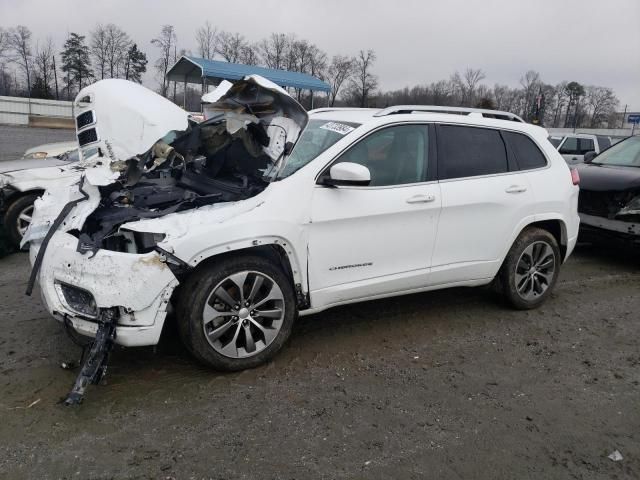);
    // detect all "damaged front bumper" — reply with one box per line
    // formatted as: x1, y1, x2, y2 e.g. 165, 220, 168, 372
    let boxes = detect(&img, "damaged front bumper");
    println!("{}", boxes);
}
579, 212, 640, 243
33, 231, 179, 346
